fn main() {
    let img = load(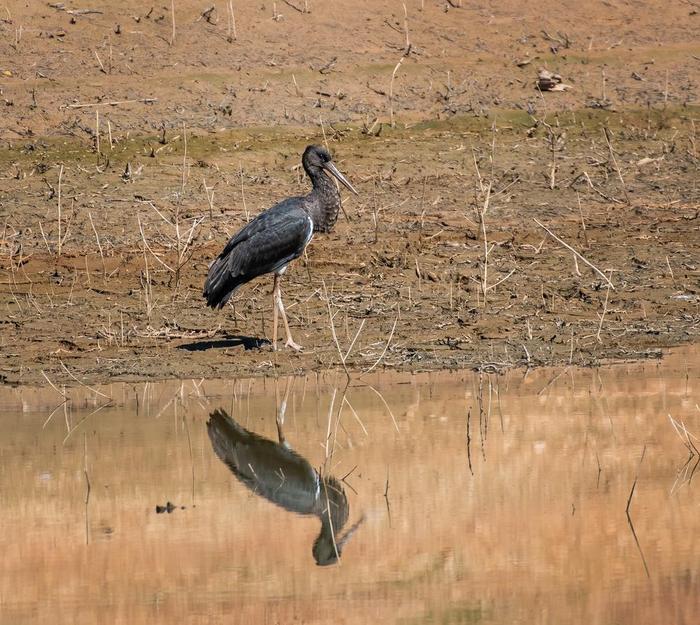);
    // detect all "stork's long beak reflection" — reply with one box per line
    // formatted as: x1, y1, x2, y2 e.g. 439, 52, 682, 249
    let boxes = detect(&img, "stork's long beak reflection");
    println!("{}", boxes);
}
324, 160, 359, 196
